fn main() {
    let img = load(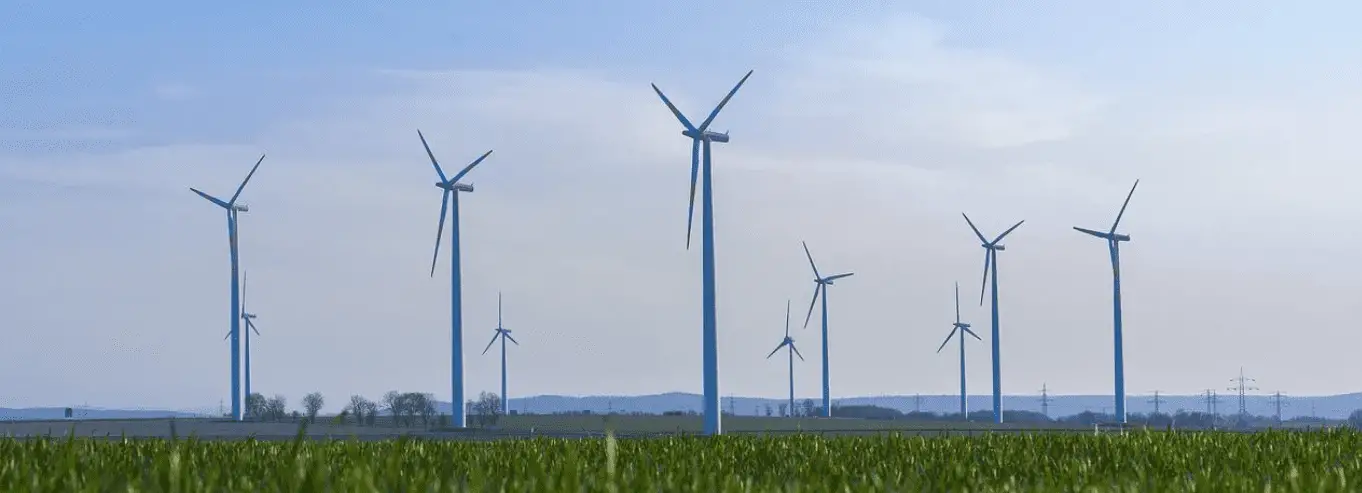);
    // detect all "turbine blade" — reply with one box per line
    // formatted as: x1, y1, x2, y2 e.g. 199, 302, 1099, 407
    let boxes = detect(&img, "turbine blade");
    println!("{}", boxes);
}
417, 130, 449, 183
505, 333, 520, 346
979, 251, 992, 306
784, 299, 791, 338
190, 188, 231, 209
802, 283, 821, 329
993, 220, 1025, 244
430, 190, 450, 277
450, 150, 494, 183
766, 341, 785, 359
228, 154, 266, 205
962, 326, 982, 340
698, 70, 754, 131
792, 344, 805, 361
498, 292, 503, 328
954, 282, 961, 323
686, 139, 699, 250
936, 328, 957, 353
1073, 226, 1108, 239
650, 84, 697, 131
223, 330, 231, 341
801, 241, 822, 280
240, 269, 248, 314
1110, 179, 1140, 233
481, 332, 499, 355
962, 213, 988, 244
824, 272, 854, 282
248, 319, 260, 336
